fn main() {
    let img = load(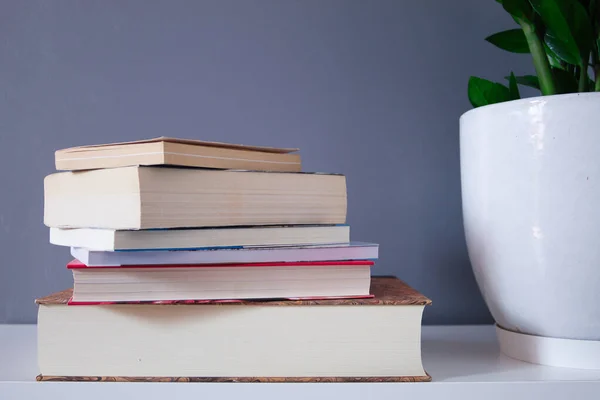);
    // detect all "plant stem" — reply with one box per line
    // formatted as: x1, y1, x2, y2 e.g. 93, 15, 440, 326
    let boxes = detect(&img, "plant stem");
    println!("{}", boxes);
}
595, 45, 600, 91
520, 21, 556, 95
590, 0, 600, 91
579, 59, 588, 92
588, 44, 597, 92
592, 38, 598, 70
